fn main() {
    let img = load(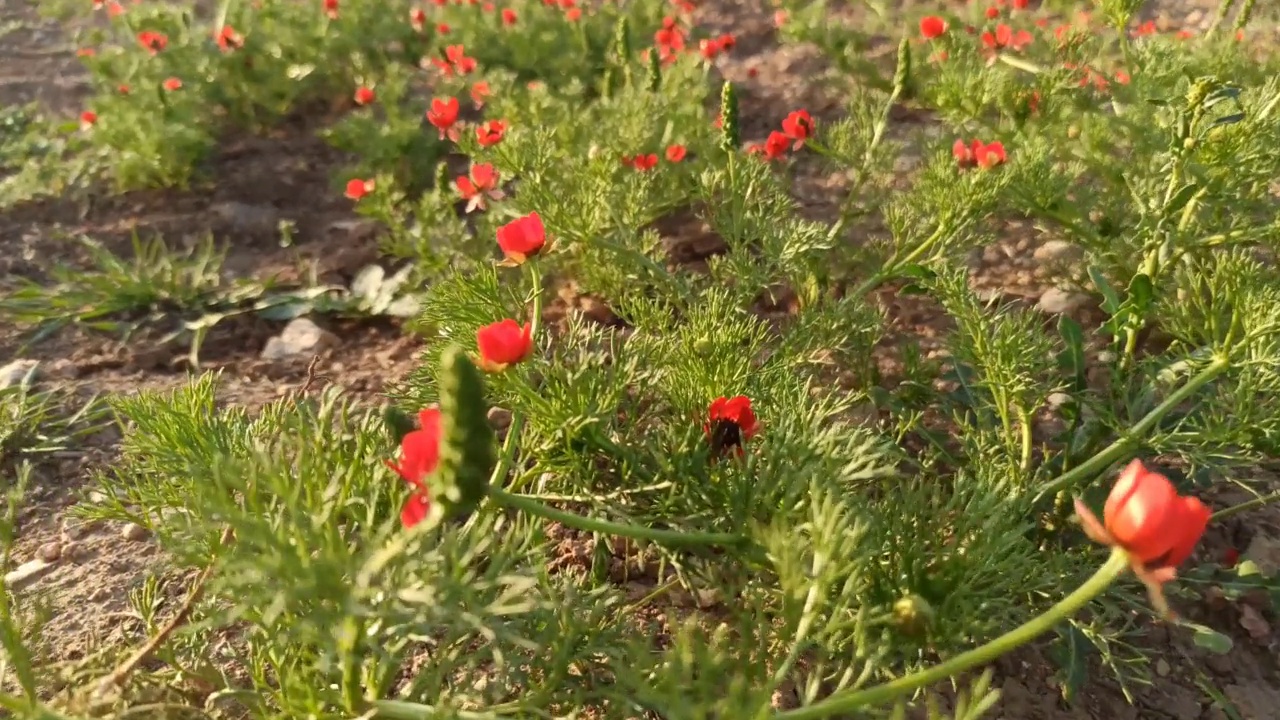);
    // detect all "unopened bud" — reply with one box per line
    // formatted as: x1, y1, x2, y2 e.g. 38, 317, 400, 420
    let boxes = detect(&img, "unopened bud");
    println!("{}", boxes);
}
719, 81, 740, 152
